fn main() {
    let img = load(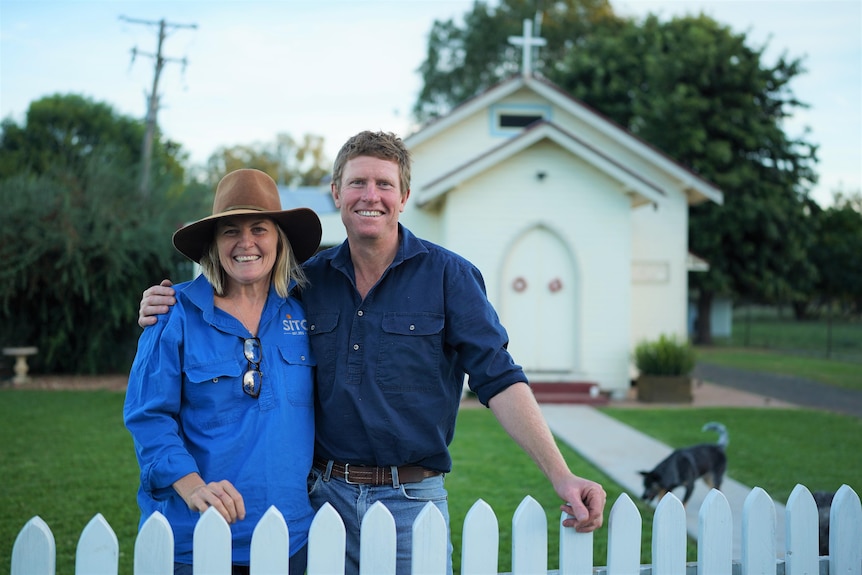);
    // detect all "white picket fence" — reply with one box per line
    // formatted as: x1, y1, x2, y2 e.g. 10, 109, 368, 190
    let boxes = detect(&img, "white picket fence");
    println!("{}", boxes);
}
11, 484, 862, 575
